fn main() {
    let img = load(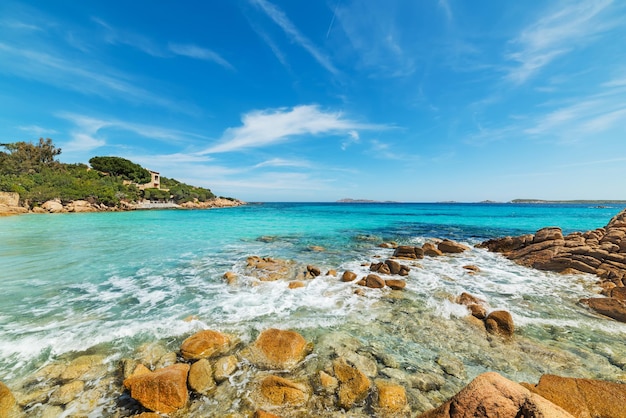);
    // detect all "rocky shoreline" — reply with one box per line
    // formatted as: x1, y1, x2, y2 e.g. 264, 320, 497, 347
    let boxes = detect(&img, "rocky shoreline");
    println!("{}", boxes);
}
2, 211, 626, 417
478, 208, 626, 323
0, 193, 245, 216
